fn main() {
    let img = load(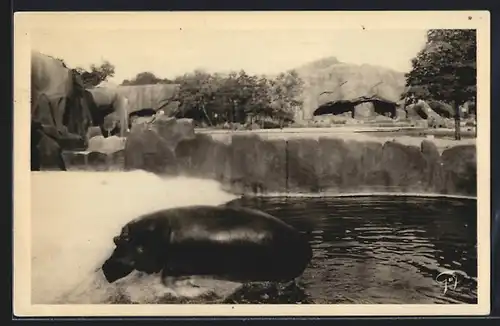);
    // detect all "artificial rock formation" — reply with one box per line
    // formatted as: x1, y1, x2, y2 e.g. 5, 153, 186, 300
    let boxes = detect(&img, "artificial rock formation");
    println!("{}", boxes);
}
64, 130, 477, 197
62, 135, 126, 171
124, 116, 196, 174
